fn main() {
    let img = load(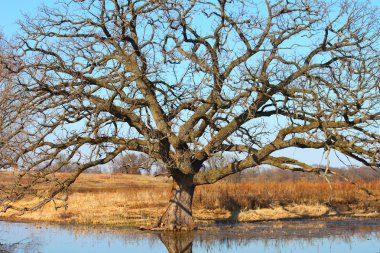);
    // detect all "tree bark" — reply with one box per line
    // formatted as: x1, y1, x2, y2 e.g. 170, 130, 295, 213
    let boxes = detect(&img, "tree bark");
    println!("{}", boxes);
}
156, 175, 195, 231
